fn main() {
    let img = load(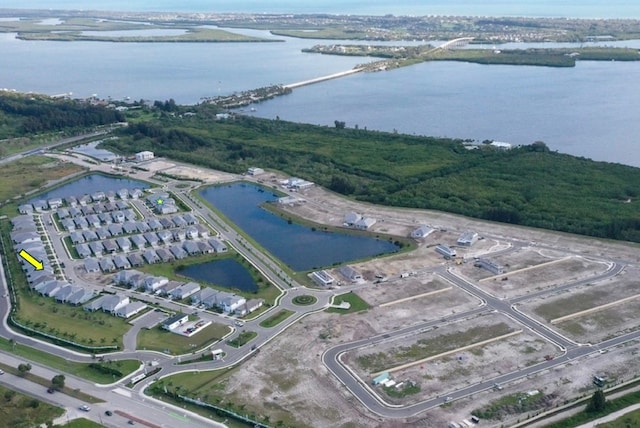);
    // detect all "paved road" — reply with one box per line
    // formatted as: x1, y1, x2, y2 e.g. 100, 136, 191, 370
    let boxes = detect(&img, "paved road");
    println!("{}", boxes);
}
321, 261, 633, 418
